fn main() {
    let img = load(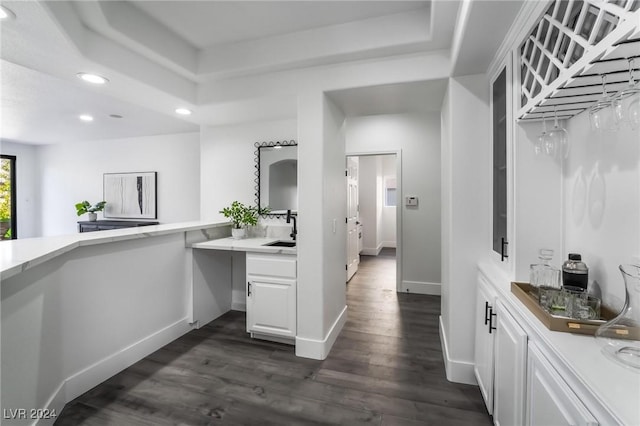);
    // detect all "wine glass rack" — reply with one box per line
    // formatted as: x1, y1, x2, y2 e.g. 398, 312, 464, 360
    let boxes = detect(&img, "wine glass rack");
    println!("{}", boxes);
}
518, 0, 640, 122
